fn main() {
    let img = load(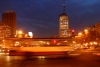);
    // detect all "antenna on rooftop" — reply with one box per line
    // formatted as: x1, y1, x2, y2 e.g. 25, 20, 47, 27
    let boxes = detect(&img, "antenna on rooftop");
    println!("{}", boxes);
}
63, 0, 66, 14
